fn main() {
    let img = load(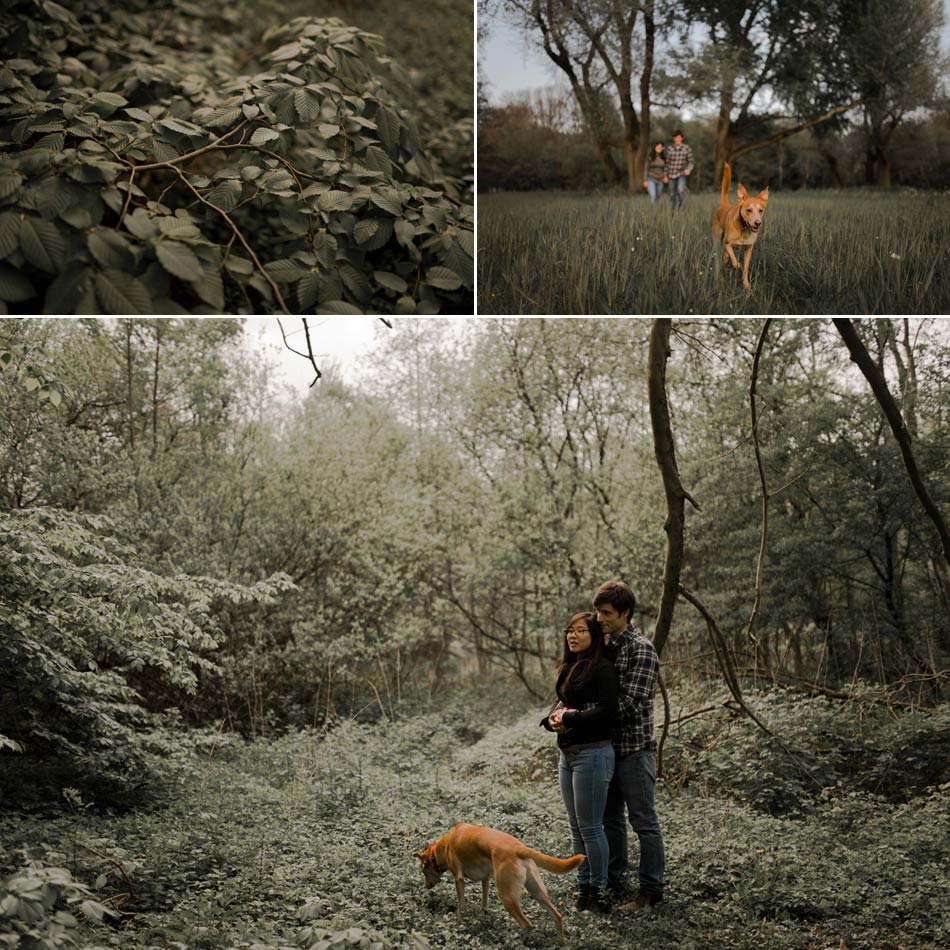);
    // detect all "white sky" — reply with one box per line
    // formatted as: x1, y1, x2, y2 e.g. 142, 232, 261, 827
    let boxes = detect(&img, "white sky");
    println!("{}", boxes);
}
241, 318, 475, 395
243, 317, 382, 392
479, 2, 950, 106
